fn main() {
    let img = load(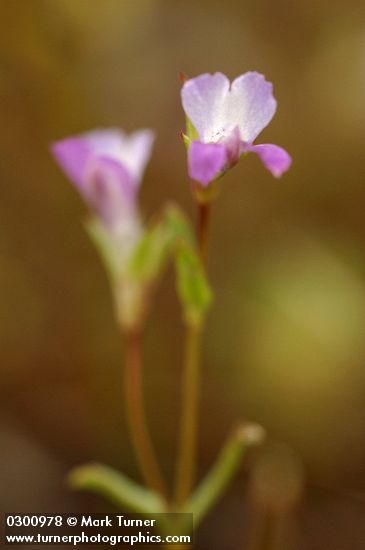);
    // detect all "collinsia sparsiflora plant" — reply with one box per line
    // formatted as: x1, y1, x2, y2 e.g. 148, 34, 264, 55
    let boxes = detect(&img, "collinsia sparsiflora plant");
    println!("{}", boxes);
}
174, 72, 291, 514
52, 128, 171, 499
50, 70, 289, 542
